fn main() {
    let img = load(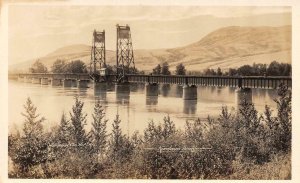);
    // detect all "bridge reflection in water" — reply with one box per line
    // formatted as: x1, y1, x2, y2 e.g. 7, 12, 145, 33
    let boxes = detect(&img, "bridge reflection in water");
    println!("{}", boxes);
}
183, 100, 197, 115
115, 83, 130, 105
146, 96, 158, 106
94, 82, 107, 100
